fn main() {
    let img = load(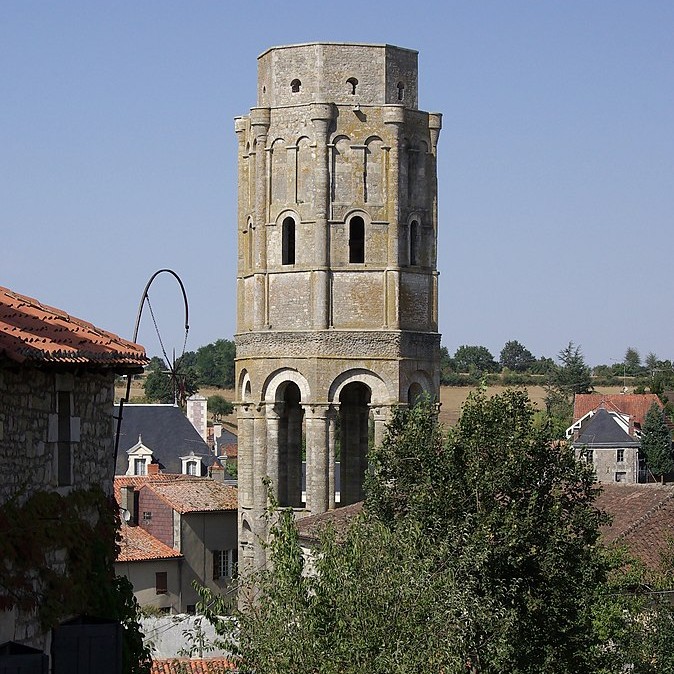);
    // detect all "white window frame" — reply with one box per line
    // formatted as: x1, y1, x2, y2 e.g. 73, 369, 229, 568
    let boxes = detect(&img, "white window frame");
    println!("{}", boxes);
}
213, 549, 238, 579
